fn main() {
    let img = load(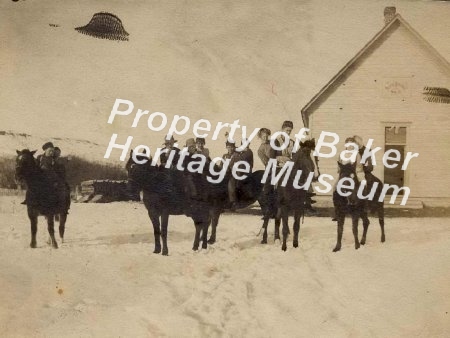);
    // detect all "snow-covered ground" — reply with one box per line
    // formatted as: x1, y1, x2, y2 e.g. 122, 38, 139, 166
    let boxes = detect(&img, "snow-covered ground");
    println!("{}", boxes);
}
0, 195, 449, 337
